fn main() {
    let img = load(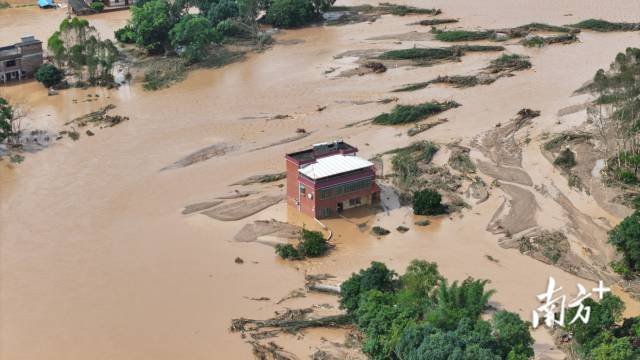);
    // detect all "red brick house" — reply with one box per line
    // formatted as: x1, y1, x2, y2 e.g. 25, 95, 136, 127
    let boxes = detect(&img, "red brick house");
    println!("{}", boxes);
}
286, 141, 380, 219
